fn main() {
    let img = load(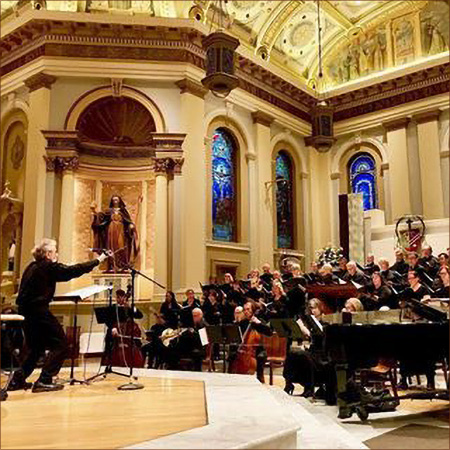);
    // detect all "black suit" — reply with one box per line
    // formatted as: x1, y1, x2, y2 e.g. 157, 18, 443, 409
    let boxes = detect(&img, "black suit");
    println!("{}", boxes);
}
16, 258, 99, 384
